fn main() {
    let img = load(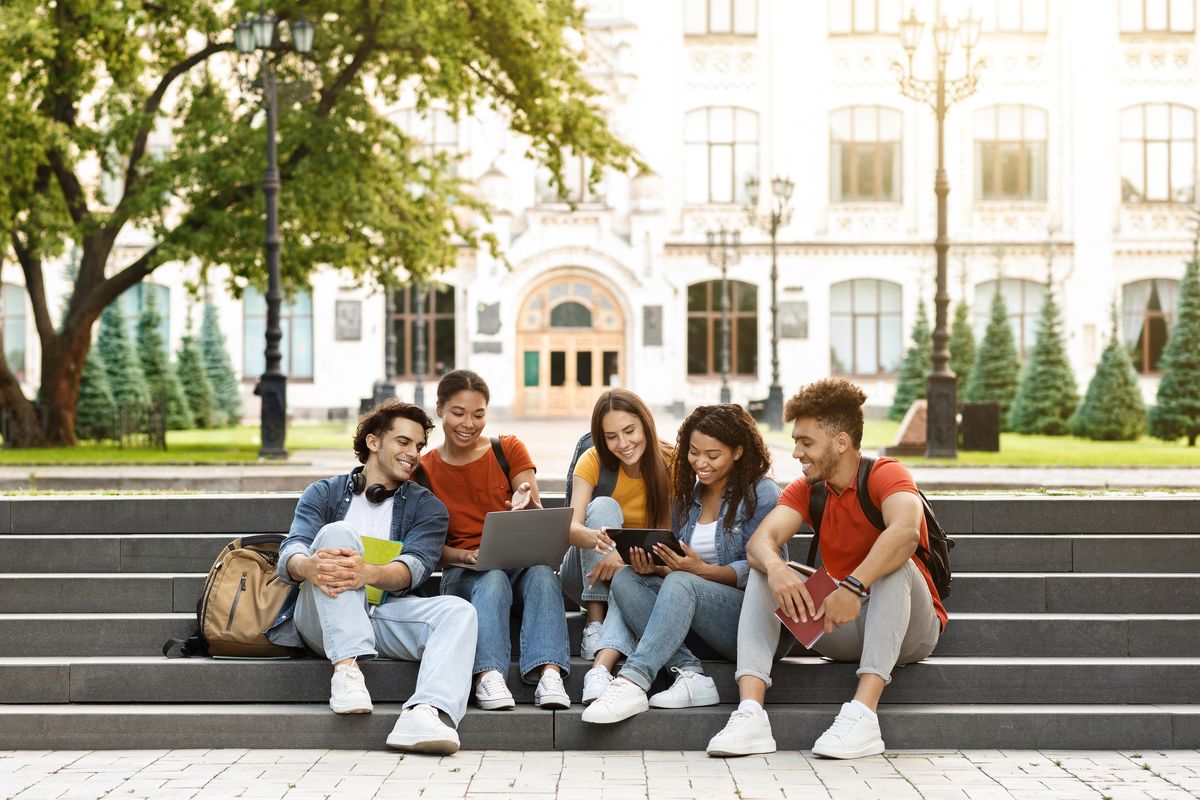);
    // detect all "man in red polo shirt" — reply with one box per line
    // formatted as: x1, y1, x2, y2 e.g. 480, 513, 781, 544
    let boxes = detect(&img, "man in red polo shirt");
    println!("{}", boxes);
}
706, 378, 945, 759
